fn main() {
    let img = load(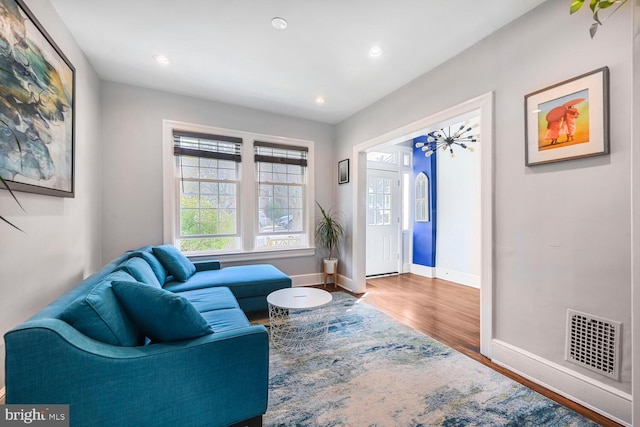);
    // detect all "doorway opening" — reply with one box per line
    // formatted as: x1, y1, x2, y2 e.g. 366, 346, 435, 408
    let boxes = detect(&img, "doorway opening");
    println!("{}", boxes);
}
364, 114, 480, 286
365, 146, 412, 277
351, 92, 494, 358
